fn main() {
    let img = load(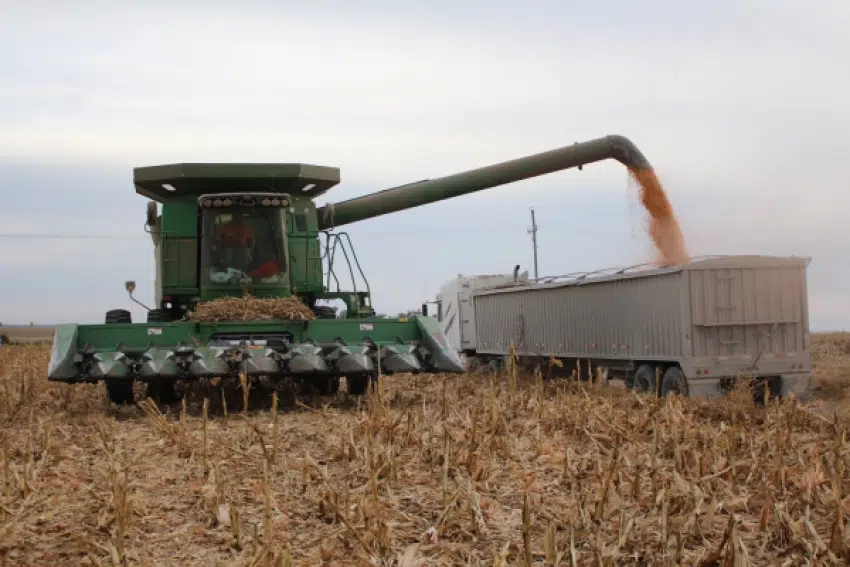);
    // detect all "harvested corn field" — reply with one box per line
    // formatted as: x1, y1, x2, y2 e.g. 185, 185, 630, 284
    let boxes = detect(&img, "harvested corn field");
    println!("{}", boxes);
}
188, 295, 317, 323
1, 335, 850, 565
